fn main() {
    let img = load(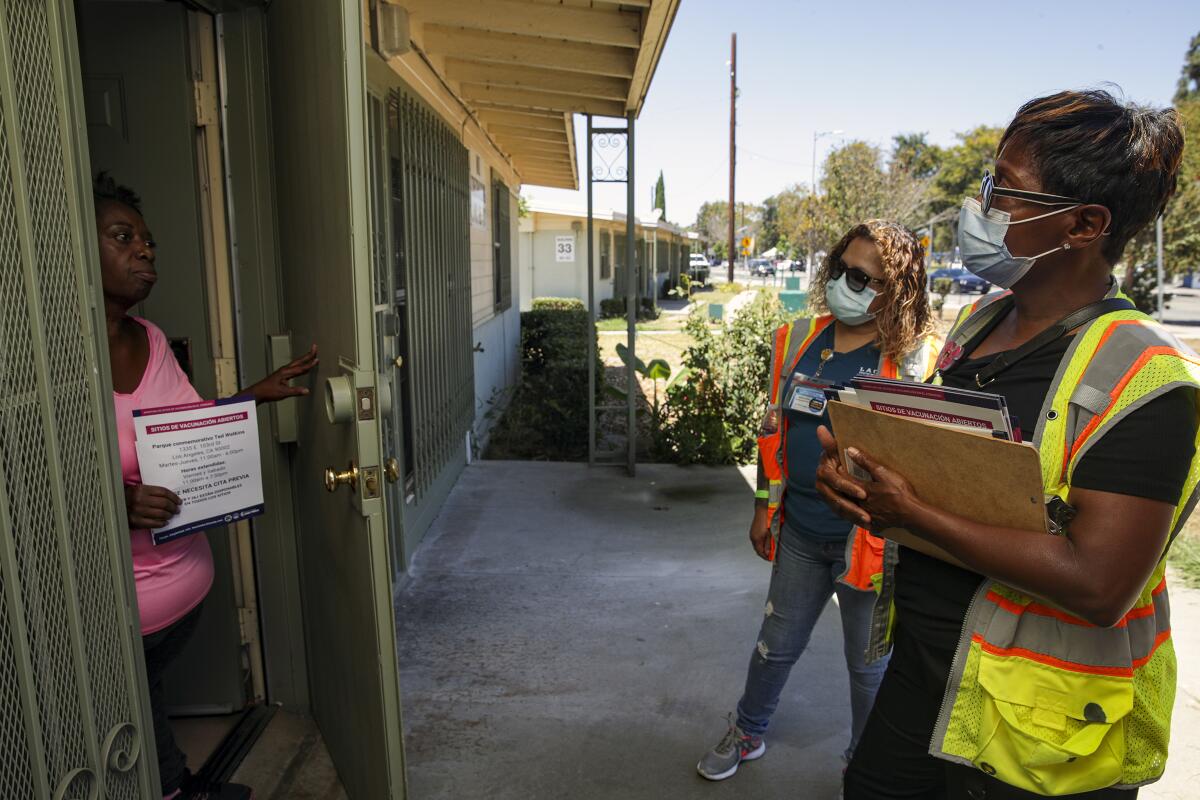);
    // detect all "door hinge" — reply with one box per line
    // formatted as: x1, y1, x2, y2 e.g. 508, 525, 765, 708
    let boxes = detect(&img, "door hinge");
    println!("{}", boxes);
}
194, 80, 219, 127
